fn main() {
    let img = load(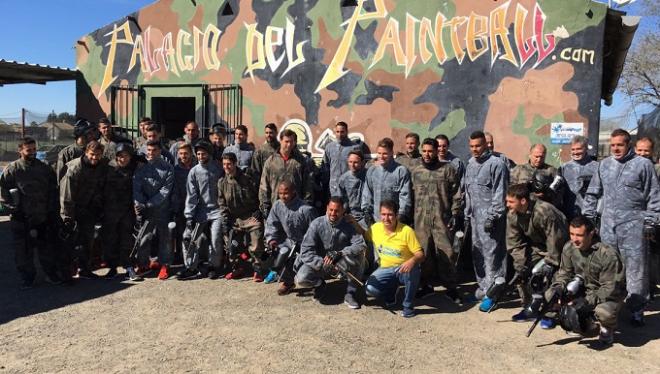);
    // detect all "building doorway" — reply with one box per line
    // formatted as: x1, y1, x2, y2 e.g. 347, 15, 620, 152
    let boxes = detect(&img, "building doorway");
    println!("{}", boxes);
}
151, 97, 196, 141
